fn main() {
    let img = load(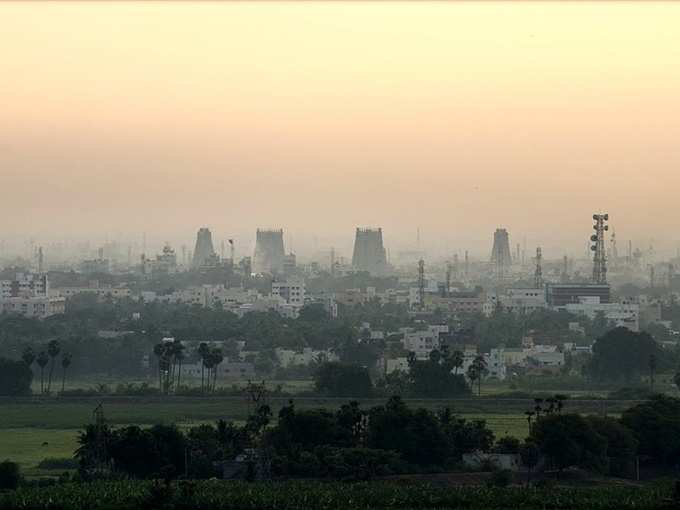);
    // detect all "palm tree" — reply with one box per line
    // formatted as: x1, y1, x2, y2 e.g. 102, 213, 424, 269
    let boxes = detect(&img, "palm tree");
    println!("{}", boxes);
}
175, 347, 185, 391
451, 350, 464, 375
22, 347, 36, 385
467, 355, 488, 396
203, 354, 215, 393
210, 348, 224, 392
197, 342, 209, 393
46, 340, 61, 394
61, 353, 72, 393
153, 342, 167, 392
22, 347, 35, 368
36, 351, 49, 394
649, 354, 657, 393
